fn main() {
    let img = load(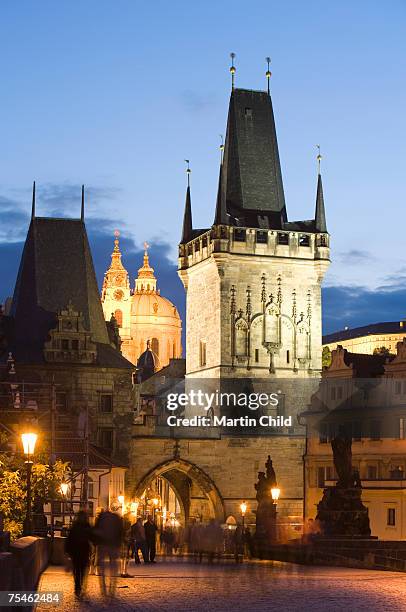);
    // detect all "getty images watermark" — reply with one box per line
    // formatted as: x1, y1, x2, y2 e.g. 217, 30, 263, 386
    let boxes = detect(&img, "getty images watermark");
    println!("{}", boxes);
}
165, 389, 292, 428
